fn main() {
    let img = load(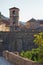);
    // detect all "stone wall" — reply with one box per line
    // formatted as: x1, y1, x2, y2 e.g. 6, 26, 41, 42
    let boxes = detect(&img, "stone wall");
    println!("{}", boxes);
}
0, 31, 38, 53
3, 51, 43, 65
0, 30, 42, 53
